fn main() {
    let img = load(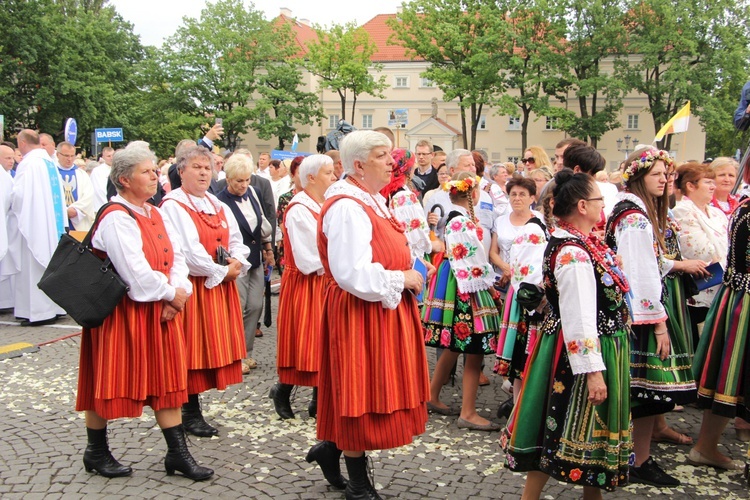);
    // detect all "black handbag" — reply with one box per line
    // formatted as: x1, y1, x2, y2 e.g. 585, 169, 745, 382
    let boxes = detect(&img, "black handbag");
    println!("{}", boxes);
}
37, 202, 135, 328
